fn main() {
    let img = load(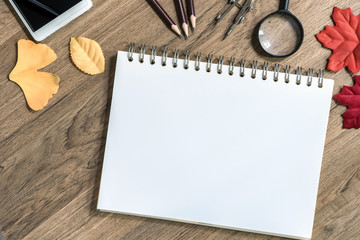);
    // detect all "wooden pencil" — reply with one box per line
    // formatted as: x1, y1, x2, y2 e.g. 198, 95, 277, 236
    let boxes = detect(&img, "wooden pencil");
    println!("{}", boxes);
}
147, 0, 183, 38
186, 0, 196, 32
174, 0, 189, 39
